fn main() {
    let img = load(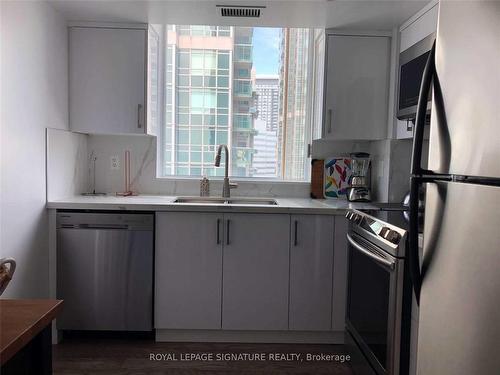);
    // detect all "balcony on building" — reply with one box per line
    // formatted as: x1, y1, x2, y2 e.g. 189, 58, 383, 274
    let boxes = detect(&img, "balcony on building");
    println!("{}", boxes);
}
233, 114, 257, 134
233, 80, 254, 98
234, 45, 253, 64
